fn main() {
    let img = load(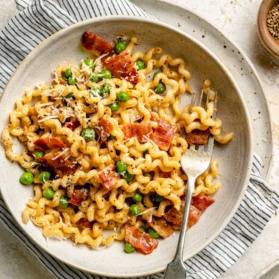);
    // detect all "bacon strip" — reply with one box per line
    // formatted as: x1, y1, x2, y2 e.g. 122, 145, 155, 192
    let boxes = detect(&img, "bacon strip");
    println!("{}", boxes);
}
124, 224, 159, 254
81, 31, 114, 57
147, 216, 174, 238
164, 205, 201, 229
191, 194, 215, 211
36, 152, 77, 178
159, 171, 171, 178
150, 114, 176, 151
98, 164, 119, 191
187, 206, 202, 228
76, 218, 93, 229
163, 194, 215, 229
103, 50, 139, 84
34, 137, 67, 151
123, 123, 152, 142
186, 128, 210, 145
123, 115, 176, 150
68, 186, 90, 206
98, 118, 113, 141
64, 117, 80, 131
